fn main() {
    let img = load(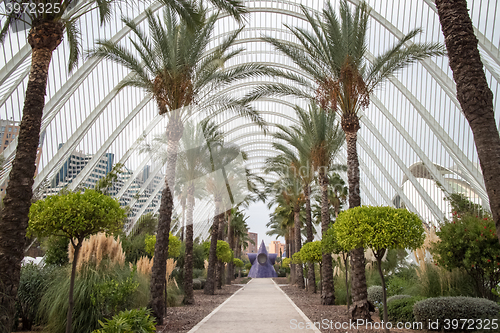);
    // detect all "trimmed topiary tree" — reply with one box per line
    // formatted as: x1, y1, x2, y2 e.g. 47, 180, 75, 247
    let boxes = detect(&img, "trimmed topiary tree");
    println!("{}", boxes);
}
233, 258, 244, 278
28, 190, 126, 333
144, 233, 181, 258
334, 206, 425, 329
